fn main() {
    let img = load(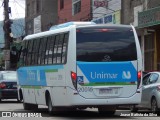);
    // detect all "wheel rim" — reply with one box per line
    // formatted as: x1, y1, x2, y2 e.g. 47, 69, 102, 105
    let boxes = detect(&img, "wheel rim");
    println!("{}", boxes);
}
48, 99, 52, 112
151, 99, 157, 113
